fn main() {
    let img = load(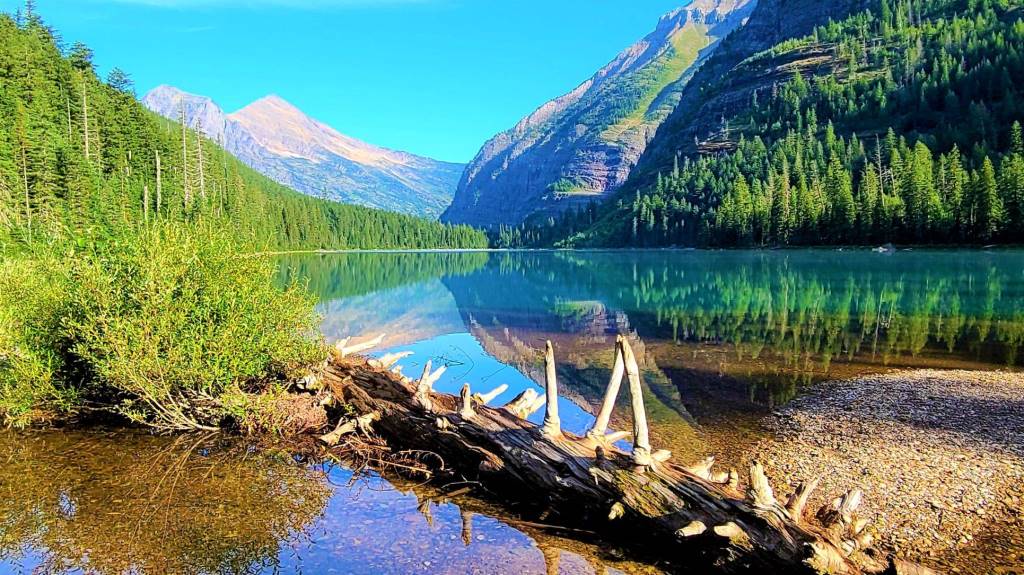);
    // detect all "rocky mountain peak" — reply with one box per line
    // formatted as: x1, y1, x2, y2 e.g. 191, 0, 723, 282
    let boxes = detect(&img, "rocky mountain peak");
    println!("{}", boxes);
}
142, 85, 227, 141
232, 94, 307, 124
142, 86, 464, 218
